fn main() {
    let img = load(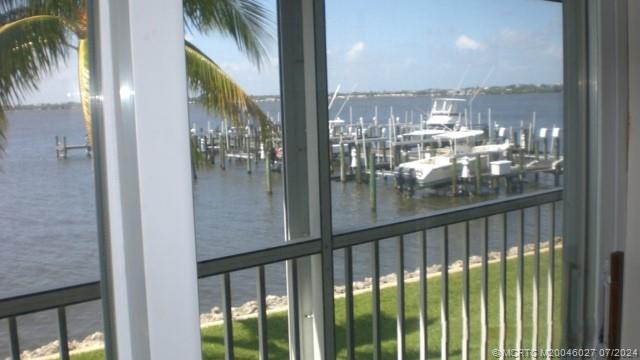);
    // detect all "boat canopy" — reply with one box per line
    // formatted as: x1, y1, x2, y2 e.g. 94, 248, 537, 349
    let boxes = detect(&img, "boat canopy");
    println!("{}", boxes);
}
433, 98, 467, 102
403, 129, 447, 137
434, 129, 484, 140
